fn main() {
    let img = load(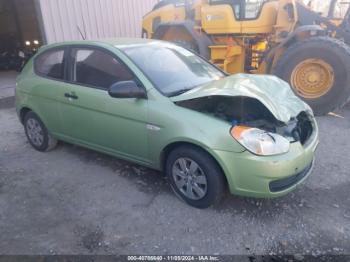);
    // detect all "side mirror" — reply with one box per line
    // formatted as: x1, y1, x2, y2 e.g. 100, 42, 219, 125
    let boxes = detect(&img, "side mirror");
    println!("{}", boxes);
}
108, 81, 147, 99
108, 81, 147, 98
